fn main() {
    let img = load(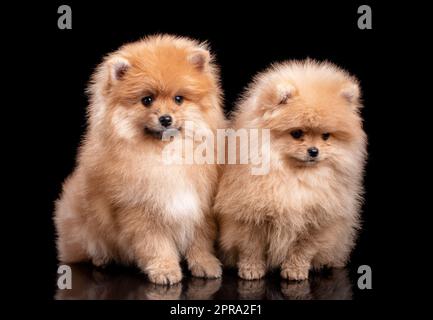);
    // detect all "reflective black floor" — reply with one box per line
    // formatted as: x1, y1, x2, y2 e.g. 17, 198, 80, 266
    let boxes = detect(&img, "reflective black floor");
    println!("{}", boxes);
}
55, 264, 353, 300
